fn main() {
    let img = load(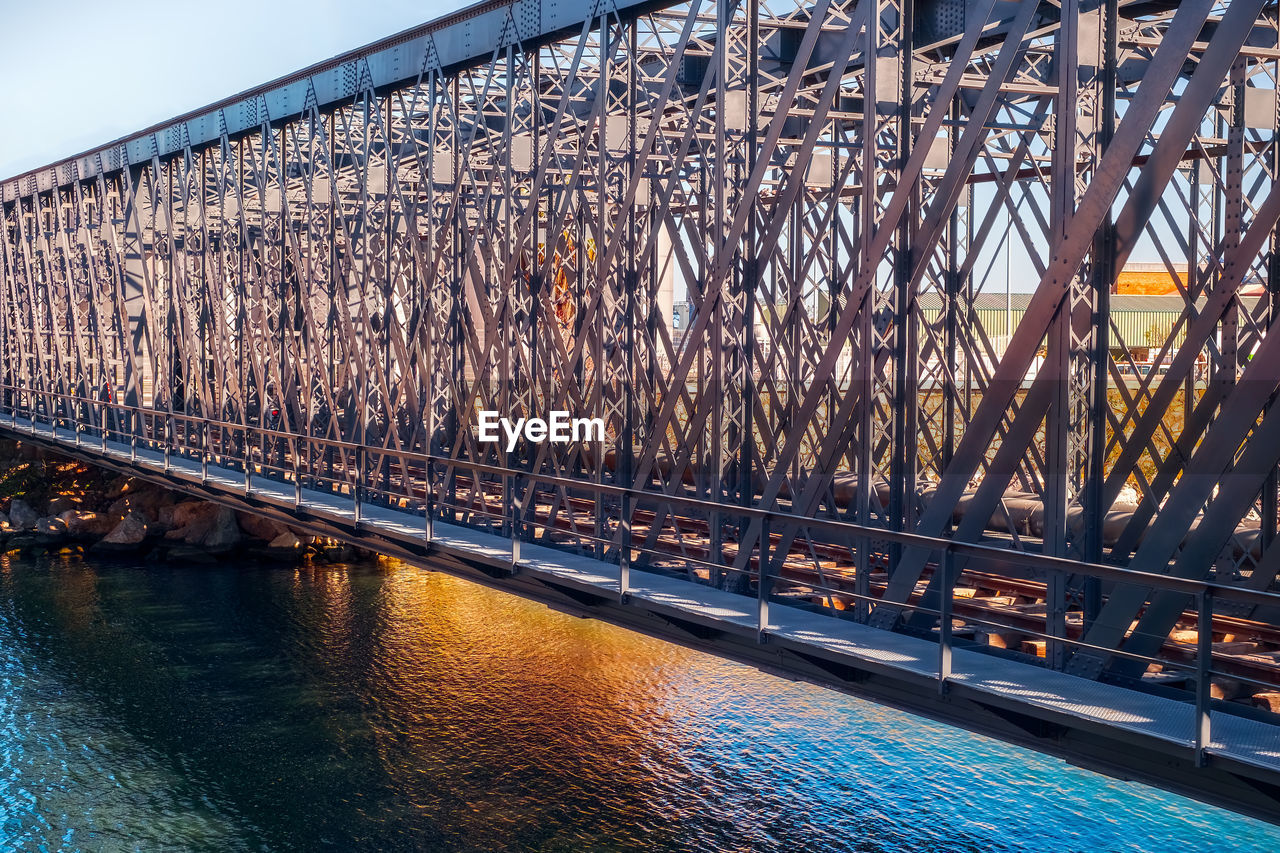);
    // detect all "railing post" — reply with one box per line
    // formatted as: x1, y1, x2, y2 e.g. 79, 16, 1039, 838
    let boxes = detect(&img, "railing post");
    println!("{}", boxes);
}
201, 421, 209, 484
619, 490, 632, 601
502, 469, 512, 538
757, 515, 771, 641
163, 413, 172, 474
1196, 587, 1214, 767
510, 471, 522, 571
939, 547, 954, 695
424, 457, 435, 545
353, 444, 363, 525
293, 436, 302, 509
244, 427, 252, 495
